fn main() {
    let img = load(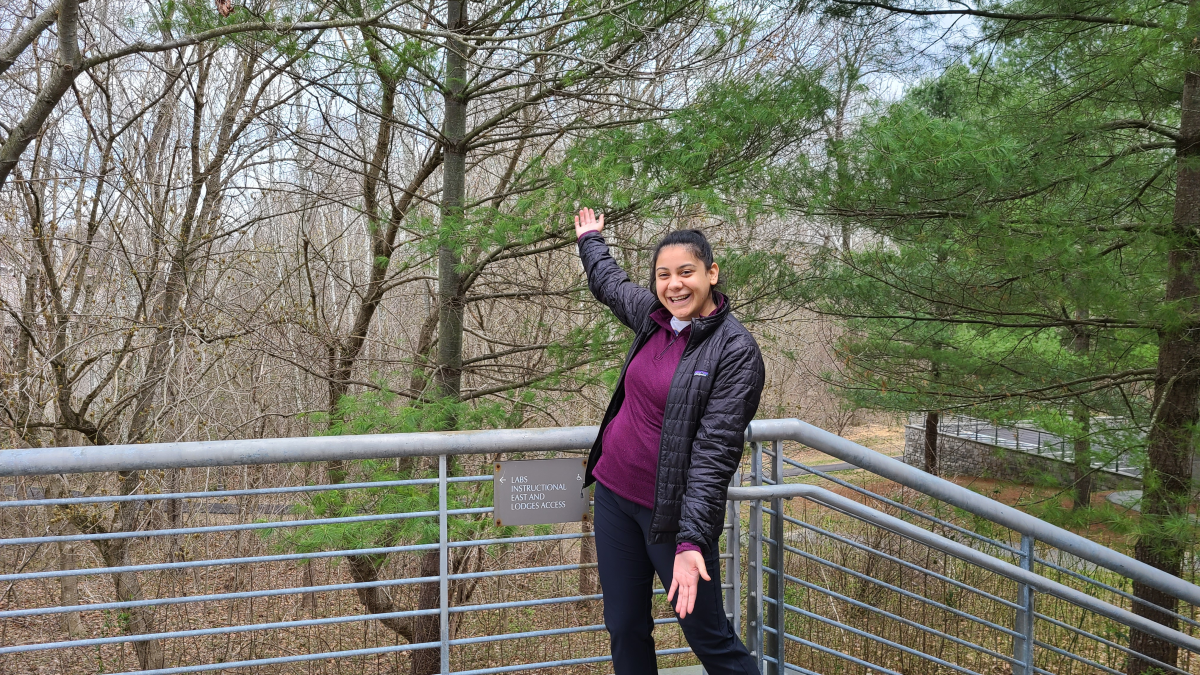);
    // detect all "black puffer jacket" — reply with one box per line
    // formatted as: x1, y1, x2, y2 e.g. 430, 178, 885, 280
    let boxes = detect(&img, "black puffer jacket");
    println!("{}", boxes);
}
579, 232, 765, 553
